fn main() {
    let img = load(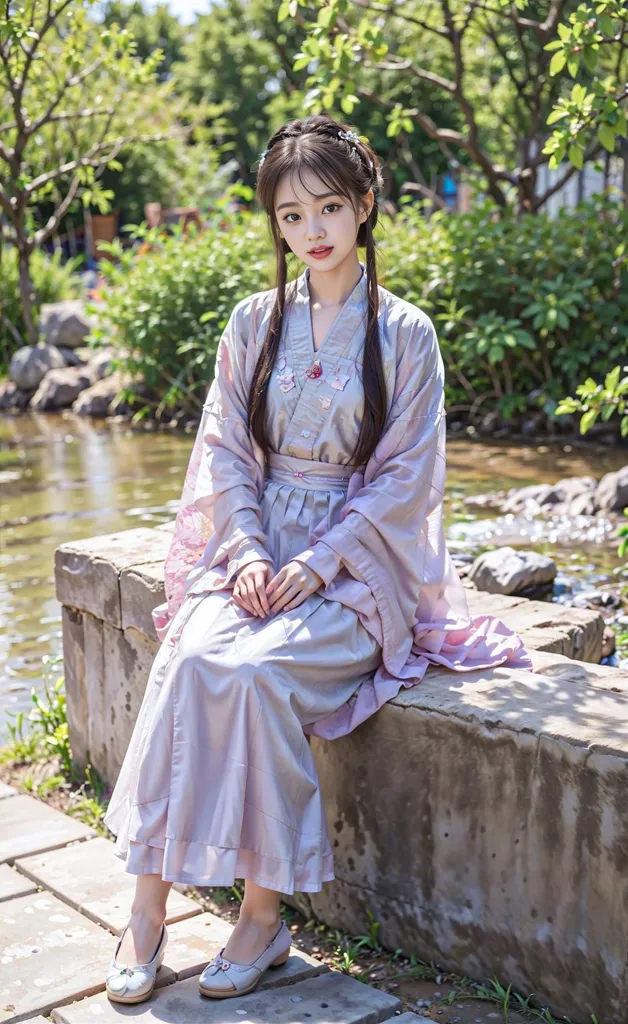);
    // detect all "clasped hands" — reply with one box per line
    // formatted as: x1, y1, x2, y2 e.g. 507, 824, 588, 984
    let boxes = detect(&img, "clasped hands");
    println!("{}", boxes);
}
232, 558, 323, 618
